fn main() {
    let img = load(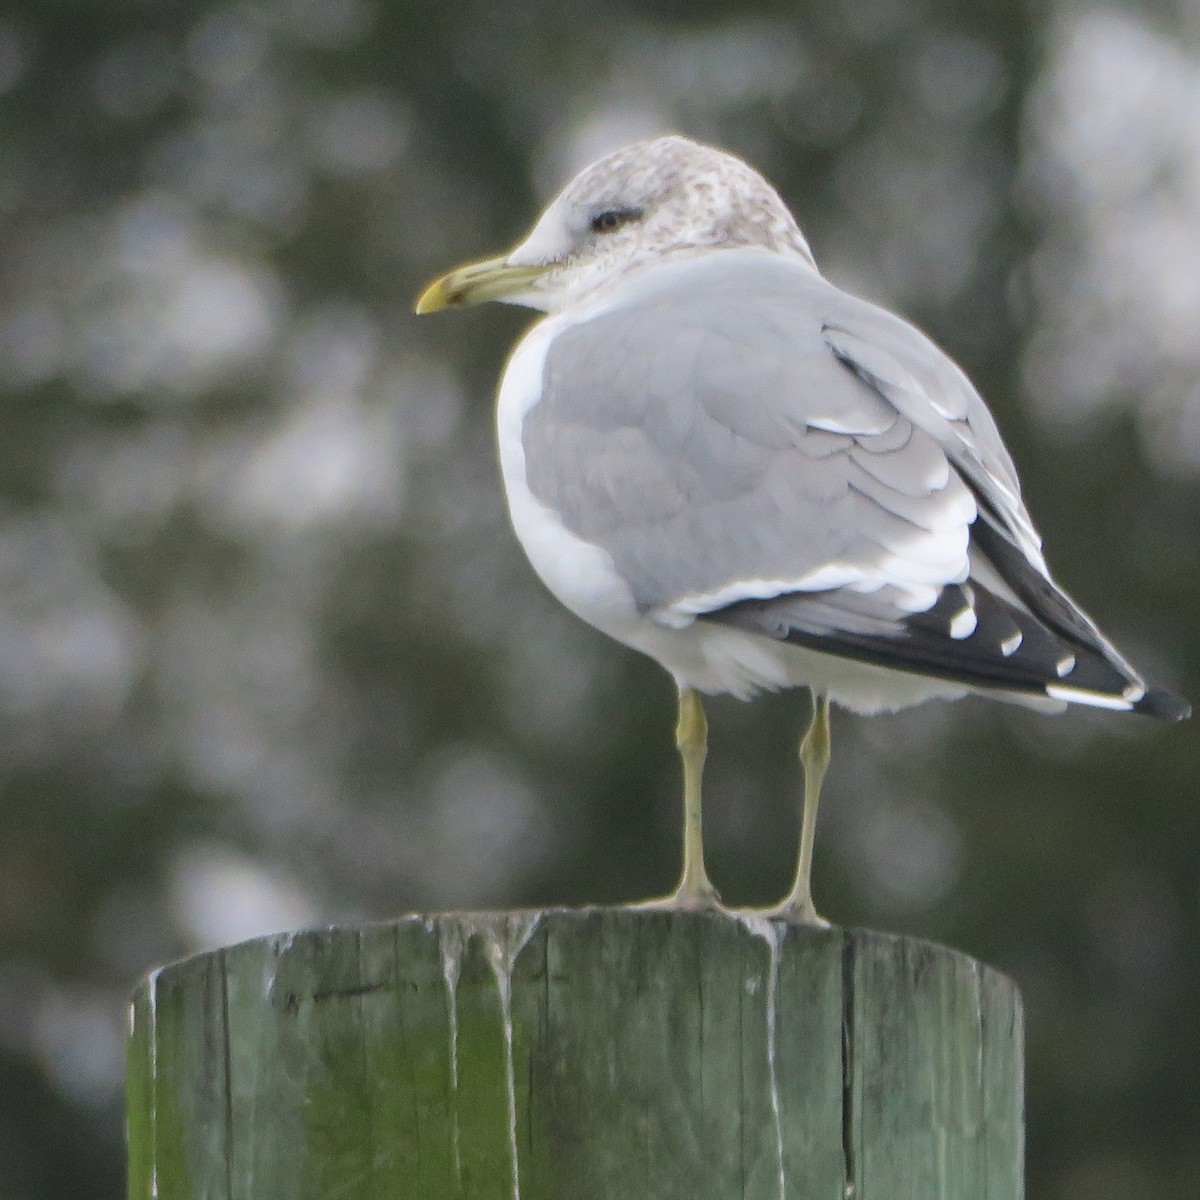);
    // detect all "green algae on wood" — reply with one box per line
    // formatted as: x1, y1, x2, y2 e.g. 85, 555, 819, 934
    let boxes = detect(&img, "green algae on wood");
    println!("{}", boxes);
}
126, 910, 1023, 1200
